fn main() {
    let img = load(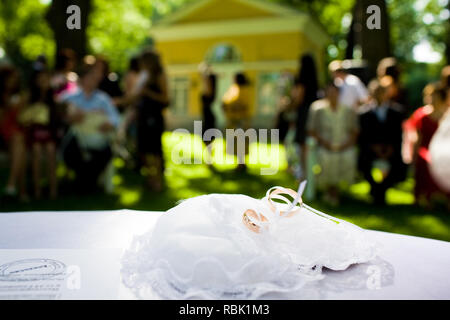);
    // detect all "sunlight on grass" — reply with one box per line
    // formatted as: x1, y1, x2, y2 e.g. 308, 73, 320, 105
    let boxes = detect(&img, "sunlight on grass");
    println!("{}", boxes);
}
349, 181, 371, 201
160, 131, 292, 200
247, 142, 288, 174
210, 138, 239, 170
357, 215, 393, 230
117, 188, 141, 206
407, 215, 450, 239
349, 180, 415, 205
172, 188, 204, 200
163, 131, 205, 165
112, 175, 123, 186
397, 178, 415, 193
56, 164, 67, 178
372, 168, 384, 183
163, 132, 288, 174
386, 188, 415, 205
113, 158, 125, 169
